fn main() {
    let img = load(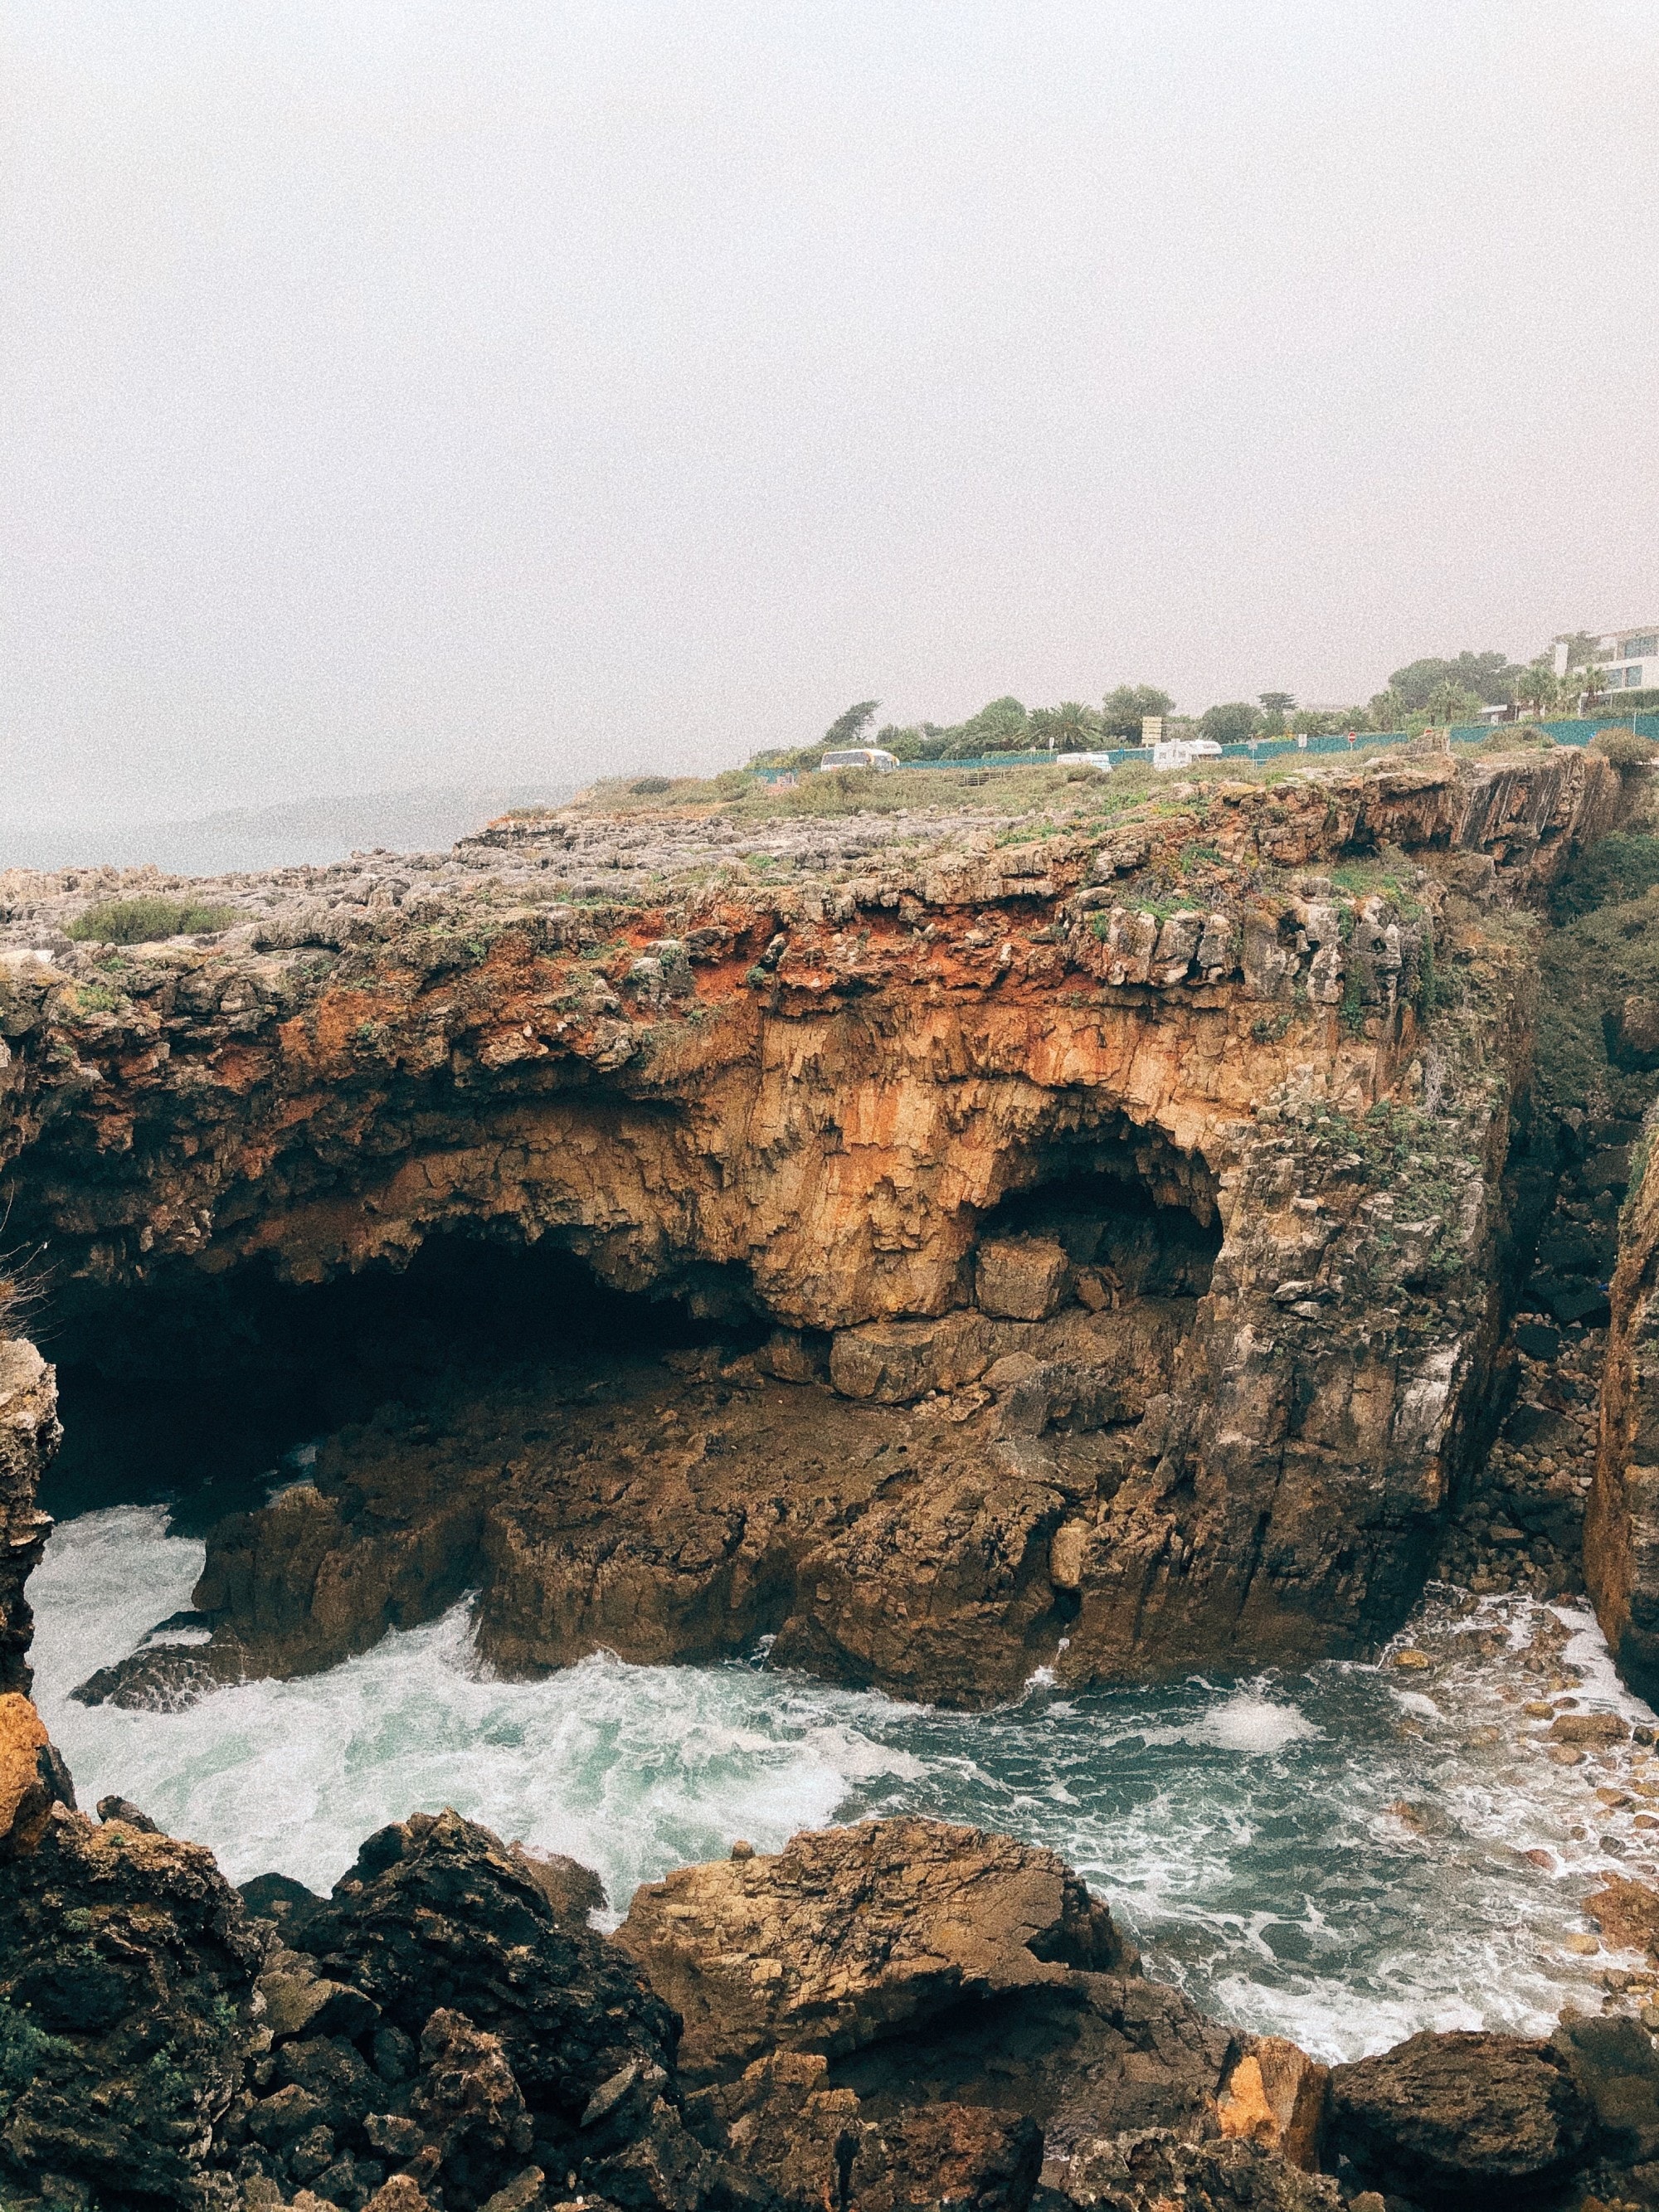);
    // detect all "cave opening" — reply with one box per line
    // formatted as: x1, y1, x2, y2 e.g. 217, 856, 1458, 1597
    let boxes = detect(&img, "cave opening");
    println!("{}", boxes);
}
966, 1121, 1221, 1330
36, 1233, 761, 1532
